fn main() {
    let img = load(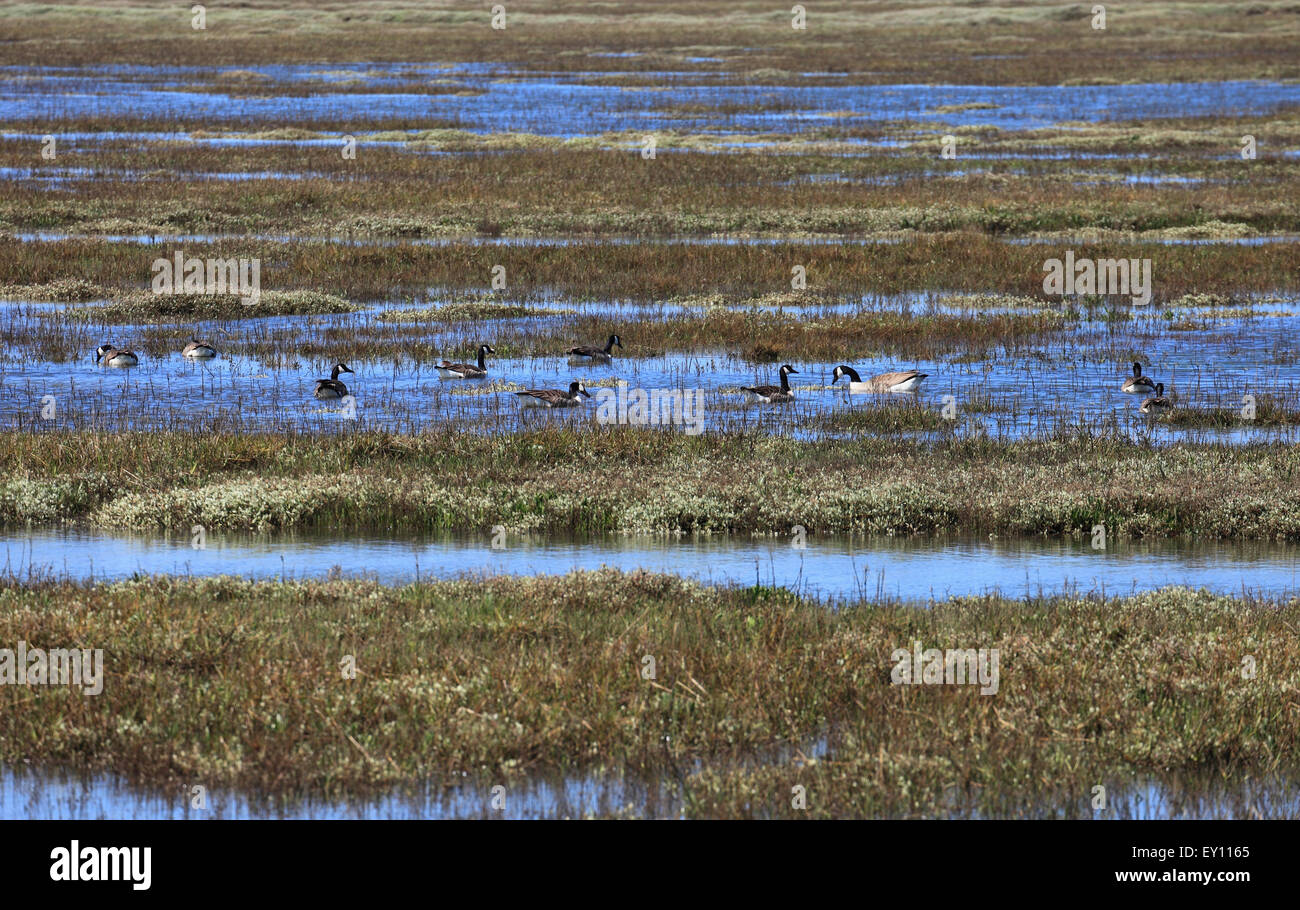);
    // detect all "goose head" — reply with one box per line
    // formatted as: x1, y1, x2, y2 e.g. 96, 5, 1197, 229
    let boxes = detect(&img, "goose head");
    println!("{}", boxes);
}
570, 380, 592, 399
779, 364, 798, 376
831, 365, 860, 385
1132, 361, 1143, 377
609, 334, 624, 350
94, 344, 113, 363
